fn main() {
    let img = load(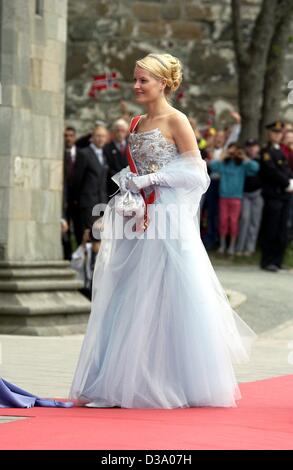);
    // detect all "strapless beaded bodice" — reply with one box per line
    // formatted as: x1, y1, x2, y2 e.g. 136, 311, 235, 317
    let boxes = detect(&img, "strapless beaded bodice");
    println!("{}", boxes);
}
128, 128, 179, 176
